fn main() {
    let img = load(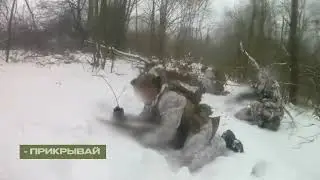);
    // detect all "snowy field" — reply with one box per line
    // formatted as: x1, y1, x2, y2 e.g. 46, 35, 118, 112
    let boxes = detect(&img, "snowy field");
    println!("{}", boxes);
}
0, 52, 320, 180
